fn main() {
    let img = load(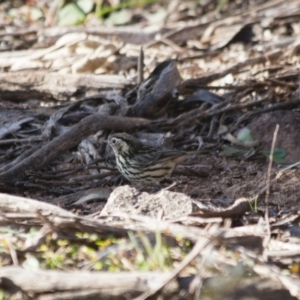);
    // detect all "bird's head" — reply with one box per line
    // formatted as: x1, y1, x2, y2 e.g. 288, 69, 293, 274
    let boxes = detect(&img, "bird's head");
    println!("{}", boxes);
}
108, 133, 139, 155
